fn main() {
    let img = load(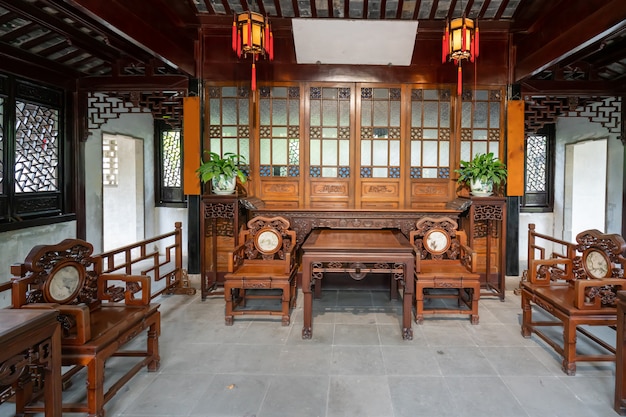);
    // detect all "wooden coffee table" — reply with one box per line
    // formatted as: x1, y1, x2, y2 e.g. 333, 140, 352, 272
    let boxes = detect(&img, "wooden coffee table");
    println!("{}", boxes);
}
301, 229, 415, 340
